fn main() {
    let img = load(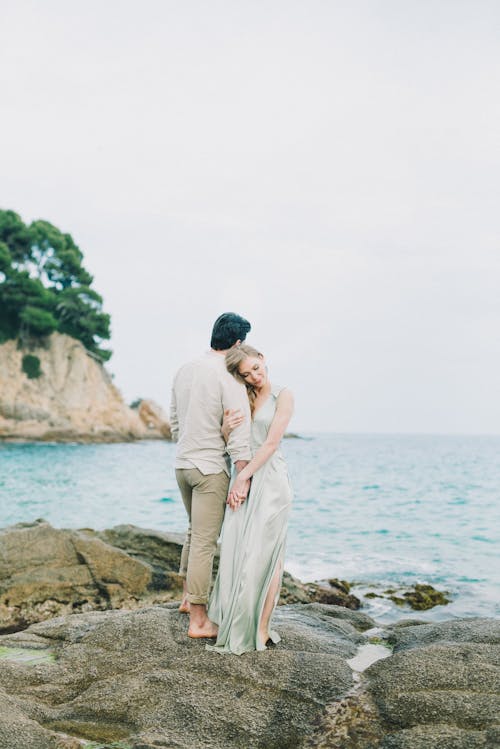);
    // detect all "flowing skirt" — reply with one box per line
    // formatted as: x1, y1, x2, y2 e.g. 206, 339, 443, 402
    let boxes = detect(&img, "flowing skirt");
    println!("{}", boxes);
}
207, 455, 292, 655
